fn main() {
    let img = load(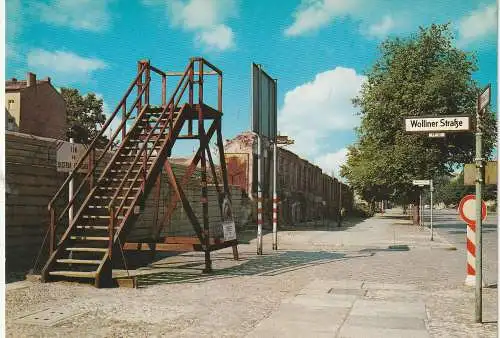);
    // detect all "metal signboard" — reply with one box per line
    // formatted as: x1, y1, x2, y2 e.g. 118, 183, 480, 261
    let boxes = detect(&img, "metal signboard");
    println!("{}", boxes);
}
412, 180, 430, 186
463, 161, 497, 186
405, 116, 470, 132
478, 84, 491, 112
428, 132, 445, 138
252, 63, 277, 140
222, 221, 237, 241
56, 141, 88, 173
